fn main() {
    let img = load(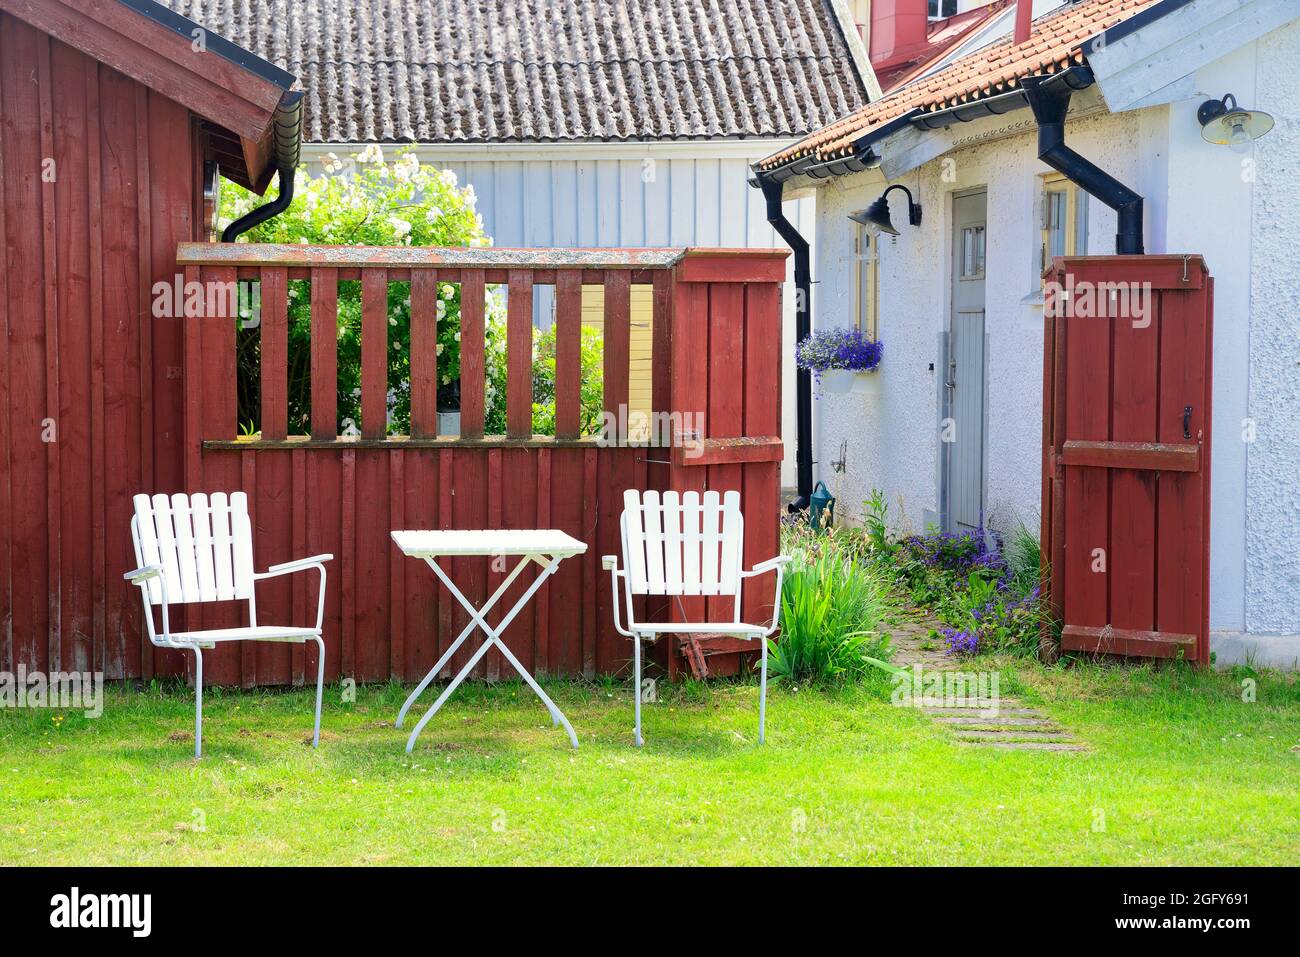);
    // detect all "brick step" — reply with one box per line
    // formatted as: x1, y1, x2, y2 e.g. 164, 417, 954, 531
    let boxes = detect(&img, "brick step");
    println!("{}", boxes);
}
934, 715, 1058, 727
959, 740, 1088, 752
953, 729, 1079, 742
